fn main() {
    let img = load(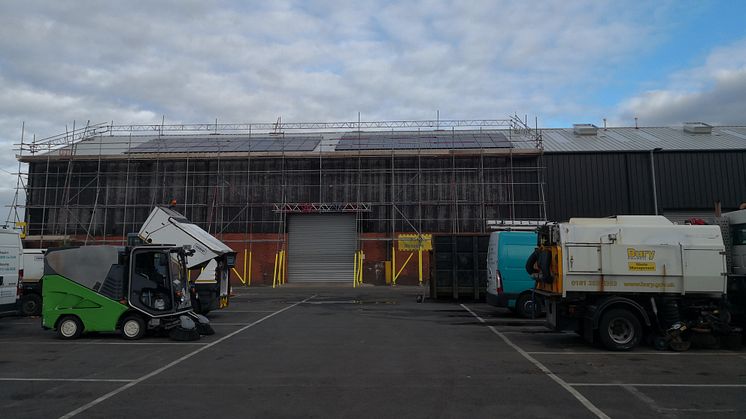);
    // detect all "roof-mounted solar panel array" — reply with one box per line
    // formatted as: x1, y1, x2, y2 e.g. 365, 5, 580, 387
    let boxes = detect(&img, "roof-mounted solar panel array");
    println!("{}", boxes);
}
334, 132, 512, 151
128, 136, 322, 153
